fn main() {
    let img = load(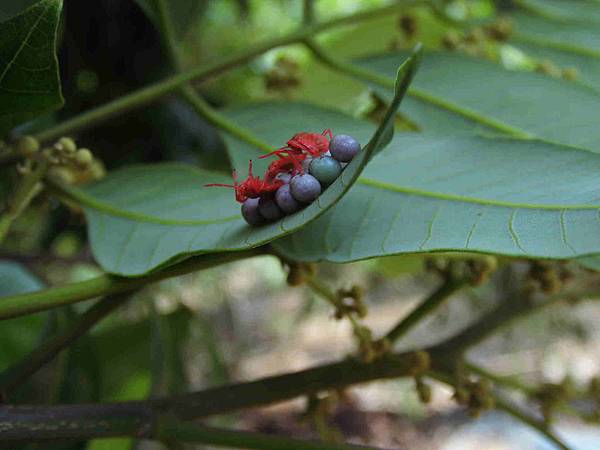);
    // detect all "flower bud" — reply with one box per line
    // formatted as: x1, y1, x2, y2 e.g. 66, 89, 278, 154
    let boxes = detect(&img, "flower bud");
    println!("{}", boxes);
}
16, 136, 40, 156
